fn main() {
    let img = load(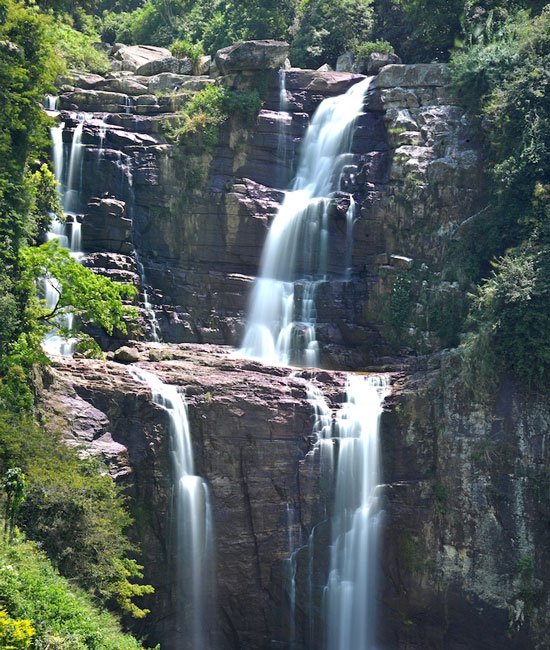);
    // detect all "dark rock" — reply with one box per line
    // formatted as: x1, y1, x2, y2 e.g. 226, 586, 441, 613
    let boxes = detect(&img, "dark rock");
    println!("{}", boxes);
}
215, 40, 289, 74
355, 52, 402, 75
